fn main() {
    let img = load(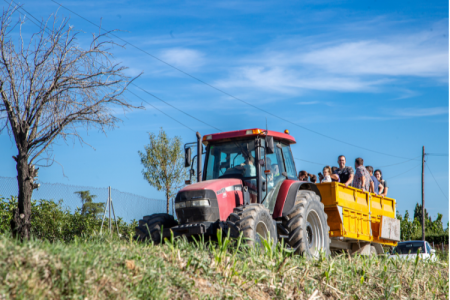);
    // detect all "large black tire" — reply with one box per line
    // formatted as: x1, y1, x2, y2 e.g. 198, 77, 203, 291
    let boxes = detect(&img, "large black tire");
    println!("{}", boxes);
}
281, 190, 330, 258
135, 213, 178, 243
227, 204, 277, 249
